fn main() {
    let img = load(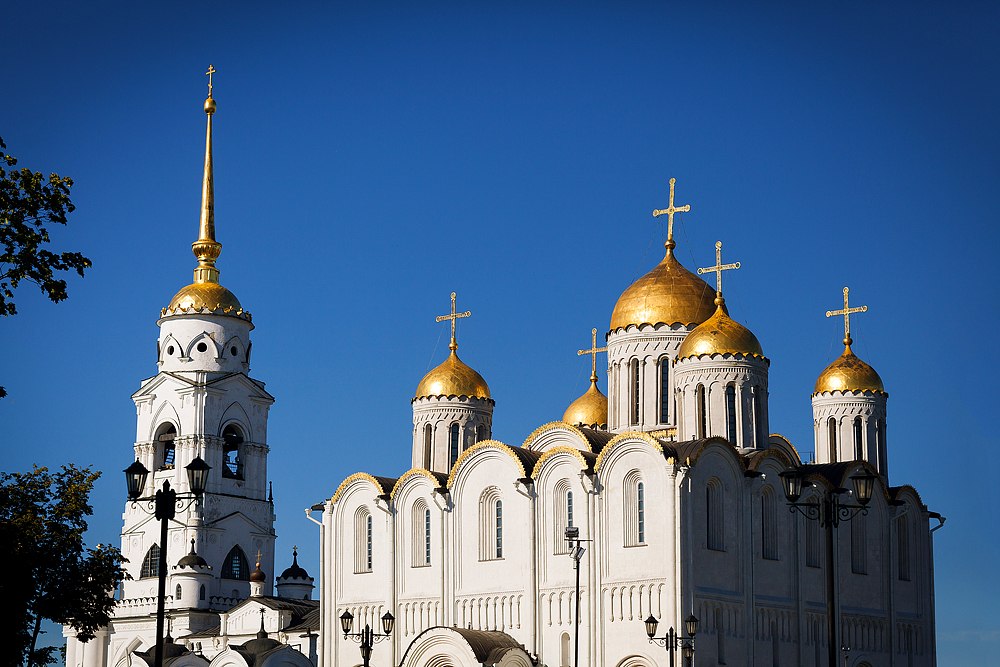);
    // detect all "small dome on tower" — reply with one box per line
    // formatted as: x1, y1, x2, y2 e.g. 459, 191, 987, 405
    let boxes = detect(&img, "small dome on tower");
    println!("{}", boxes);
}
279, 548, 310, 580
414, 350, 491, 400
610, 241, 717, 331
249, 559, 266, 583
678, 298, 764, 360
165, 282, 243, 315
814, 344, 885, 395
563, 381, 608, 430
176, 539, 209, 569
